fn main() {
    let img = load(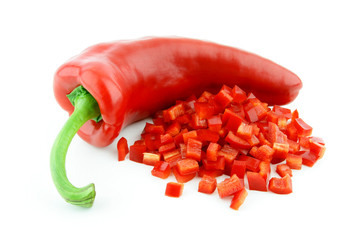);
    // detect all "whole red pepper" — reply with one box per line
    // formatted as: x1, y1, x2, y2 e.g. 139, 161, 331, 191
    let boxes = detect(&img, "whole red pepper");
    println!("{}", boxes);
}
54, 37, 302, 148
51, 37, 302, 207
